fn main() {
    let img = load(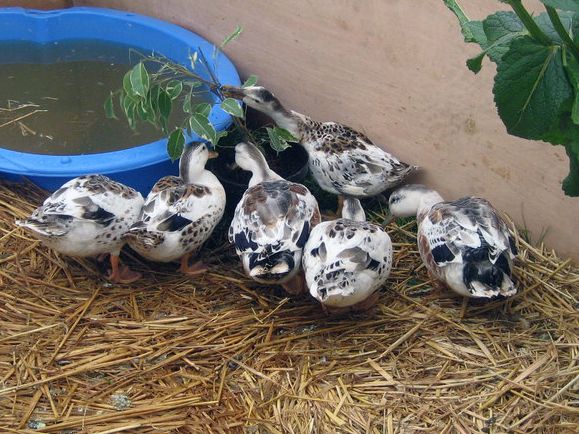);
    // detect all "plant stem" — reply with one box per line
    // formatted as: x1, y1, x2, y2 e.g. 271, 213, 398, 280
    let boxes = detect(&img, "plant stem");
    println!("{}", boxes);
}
443, 0, 470, 27
505, 0, 552, 45
442, 0, 481, 44
545, 6, 579, 63
196, 48, 256, 145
